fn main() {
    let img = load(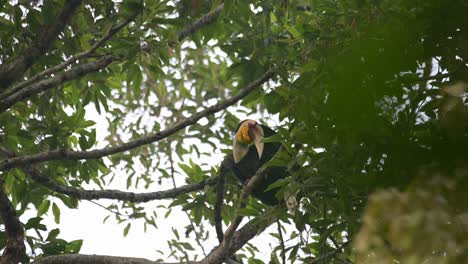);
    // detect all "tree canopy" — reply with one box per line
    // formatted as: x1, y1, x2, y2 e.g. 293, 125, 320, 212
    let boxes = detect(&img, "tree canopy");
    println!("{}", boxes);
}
0, 0, 467, 263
